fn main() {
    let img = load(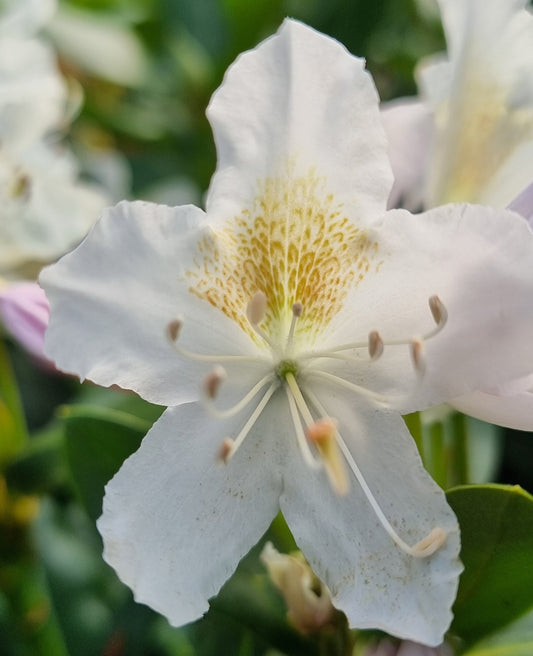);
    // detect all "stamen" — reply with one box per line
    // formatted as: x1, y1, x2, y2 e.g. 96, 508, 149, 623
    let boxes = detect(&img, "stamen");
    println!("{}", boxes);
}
167, 317, 183, 342
305, 387, 447, 559
286, 302, 303, 352
306, 418, 349, 495
285, 372, 315, 424
166, 318, 268, 363
429, 295, 447, 328
285, 385, 322, 470
218, 438, 234, 464
203, 365, 226, 399
219, 382, 277, 463
368, 330, 384, 360
204, 373, 275, 419
246, 292, 276, 350
306, 370, 389, 405
410, 338, 426, 375
246, 290, 267, 325
298, 294, 449, 363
